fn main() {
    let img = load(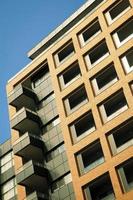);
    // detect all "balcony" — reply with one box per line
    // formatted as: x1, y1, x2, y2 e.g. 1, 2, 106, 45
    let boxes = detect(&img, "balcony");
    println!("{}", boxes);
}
25, 191, 49, 200
16, 160, 48, 192
8, 84, 37, 110
13, 132, 44, 162
10, 107, 41, 134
